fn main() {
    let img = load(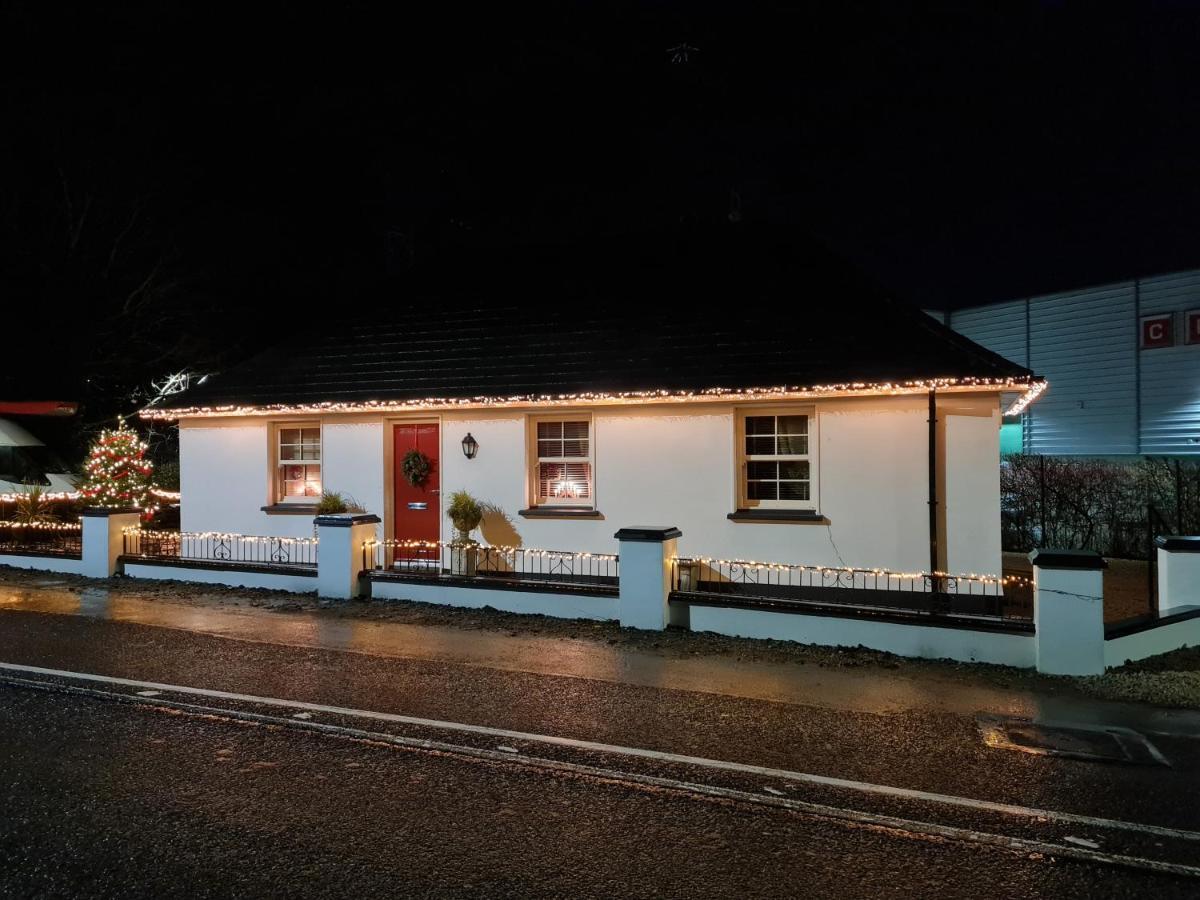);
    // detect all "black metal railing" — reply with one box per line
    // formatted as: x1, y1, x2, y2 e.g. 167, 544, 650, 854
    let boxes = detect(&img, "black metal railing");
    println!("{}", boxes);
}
363, 540, 619, 591
671, 556, 1034, 622
0, 521, 83, 559
123, 528, 318, 568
